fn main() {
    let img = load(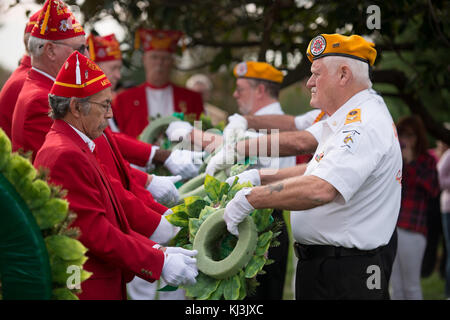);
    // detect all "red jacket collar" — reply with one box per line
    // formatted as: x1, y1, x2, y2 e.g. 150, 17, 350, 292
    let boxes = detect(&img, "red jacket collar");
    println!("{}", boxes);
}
20, 55, 31, 68
28, 67, 55, 86
51, 119, 93, 155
